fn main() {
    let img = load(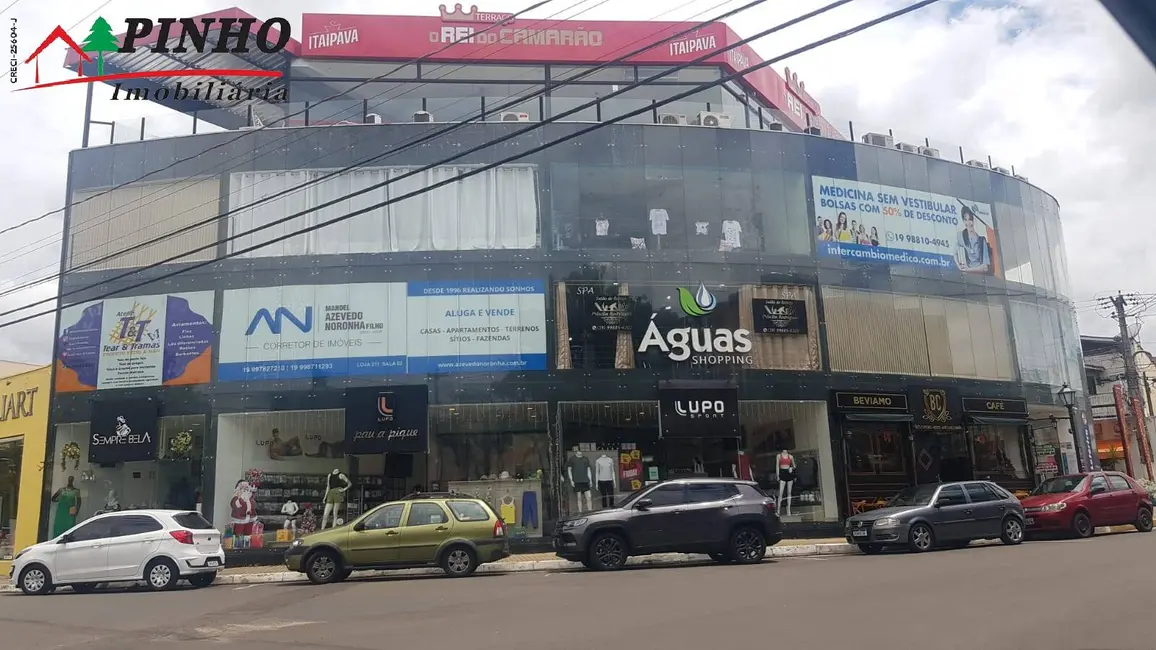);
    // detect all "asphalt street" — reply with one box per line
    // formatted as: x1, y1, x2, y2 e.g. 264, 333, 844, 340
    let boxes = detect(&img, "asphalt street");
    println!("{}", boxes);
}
3, 532, 1153, 650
